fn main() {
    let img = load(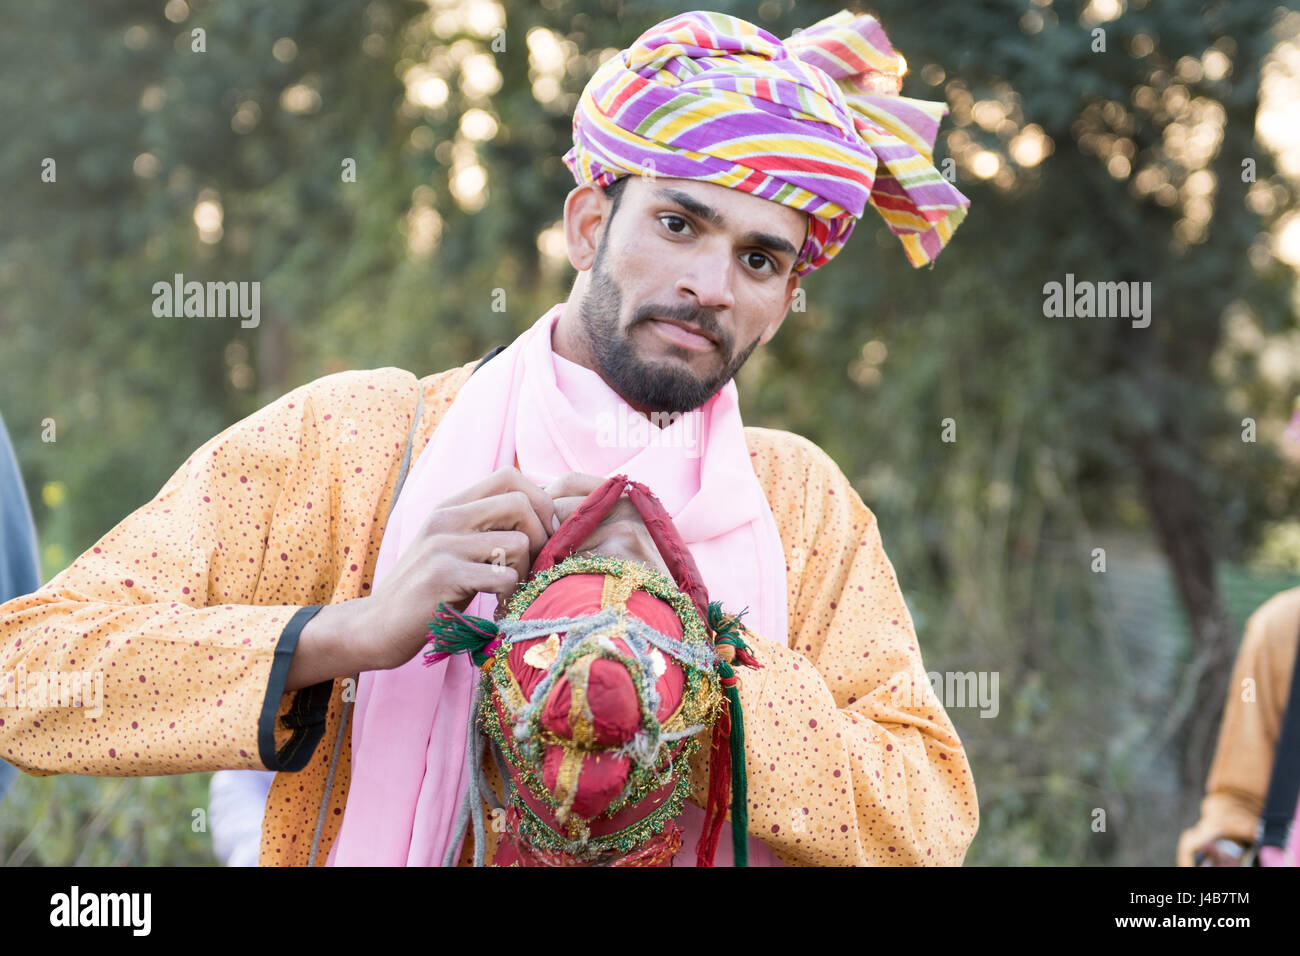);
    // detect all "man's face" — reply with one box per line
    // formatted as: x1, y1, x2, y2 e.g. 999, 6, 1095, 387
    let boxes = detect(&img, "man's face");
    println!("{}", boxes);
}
572, 176, 806, 414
